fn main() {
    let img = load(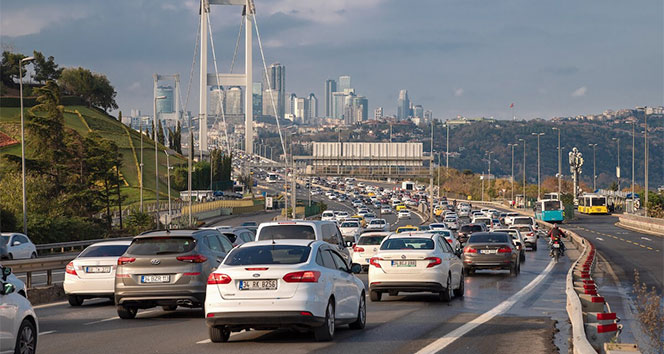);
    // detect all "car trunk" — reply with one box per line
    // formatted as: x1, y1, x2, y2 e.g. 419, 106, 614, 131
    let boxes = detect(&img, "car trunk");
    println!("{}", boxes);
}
72, 257, 119, 279
214, 265, 303, 300
375, 251, 436, 274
